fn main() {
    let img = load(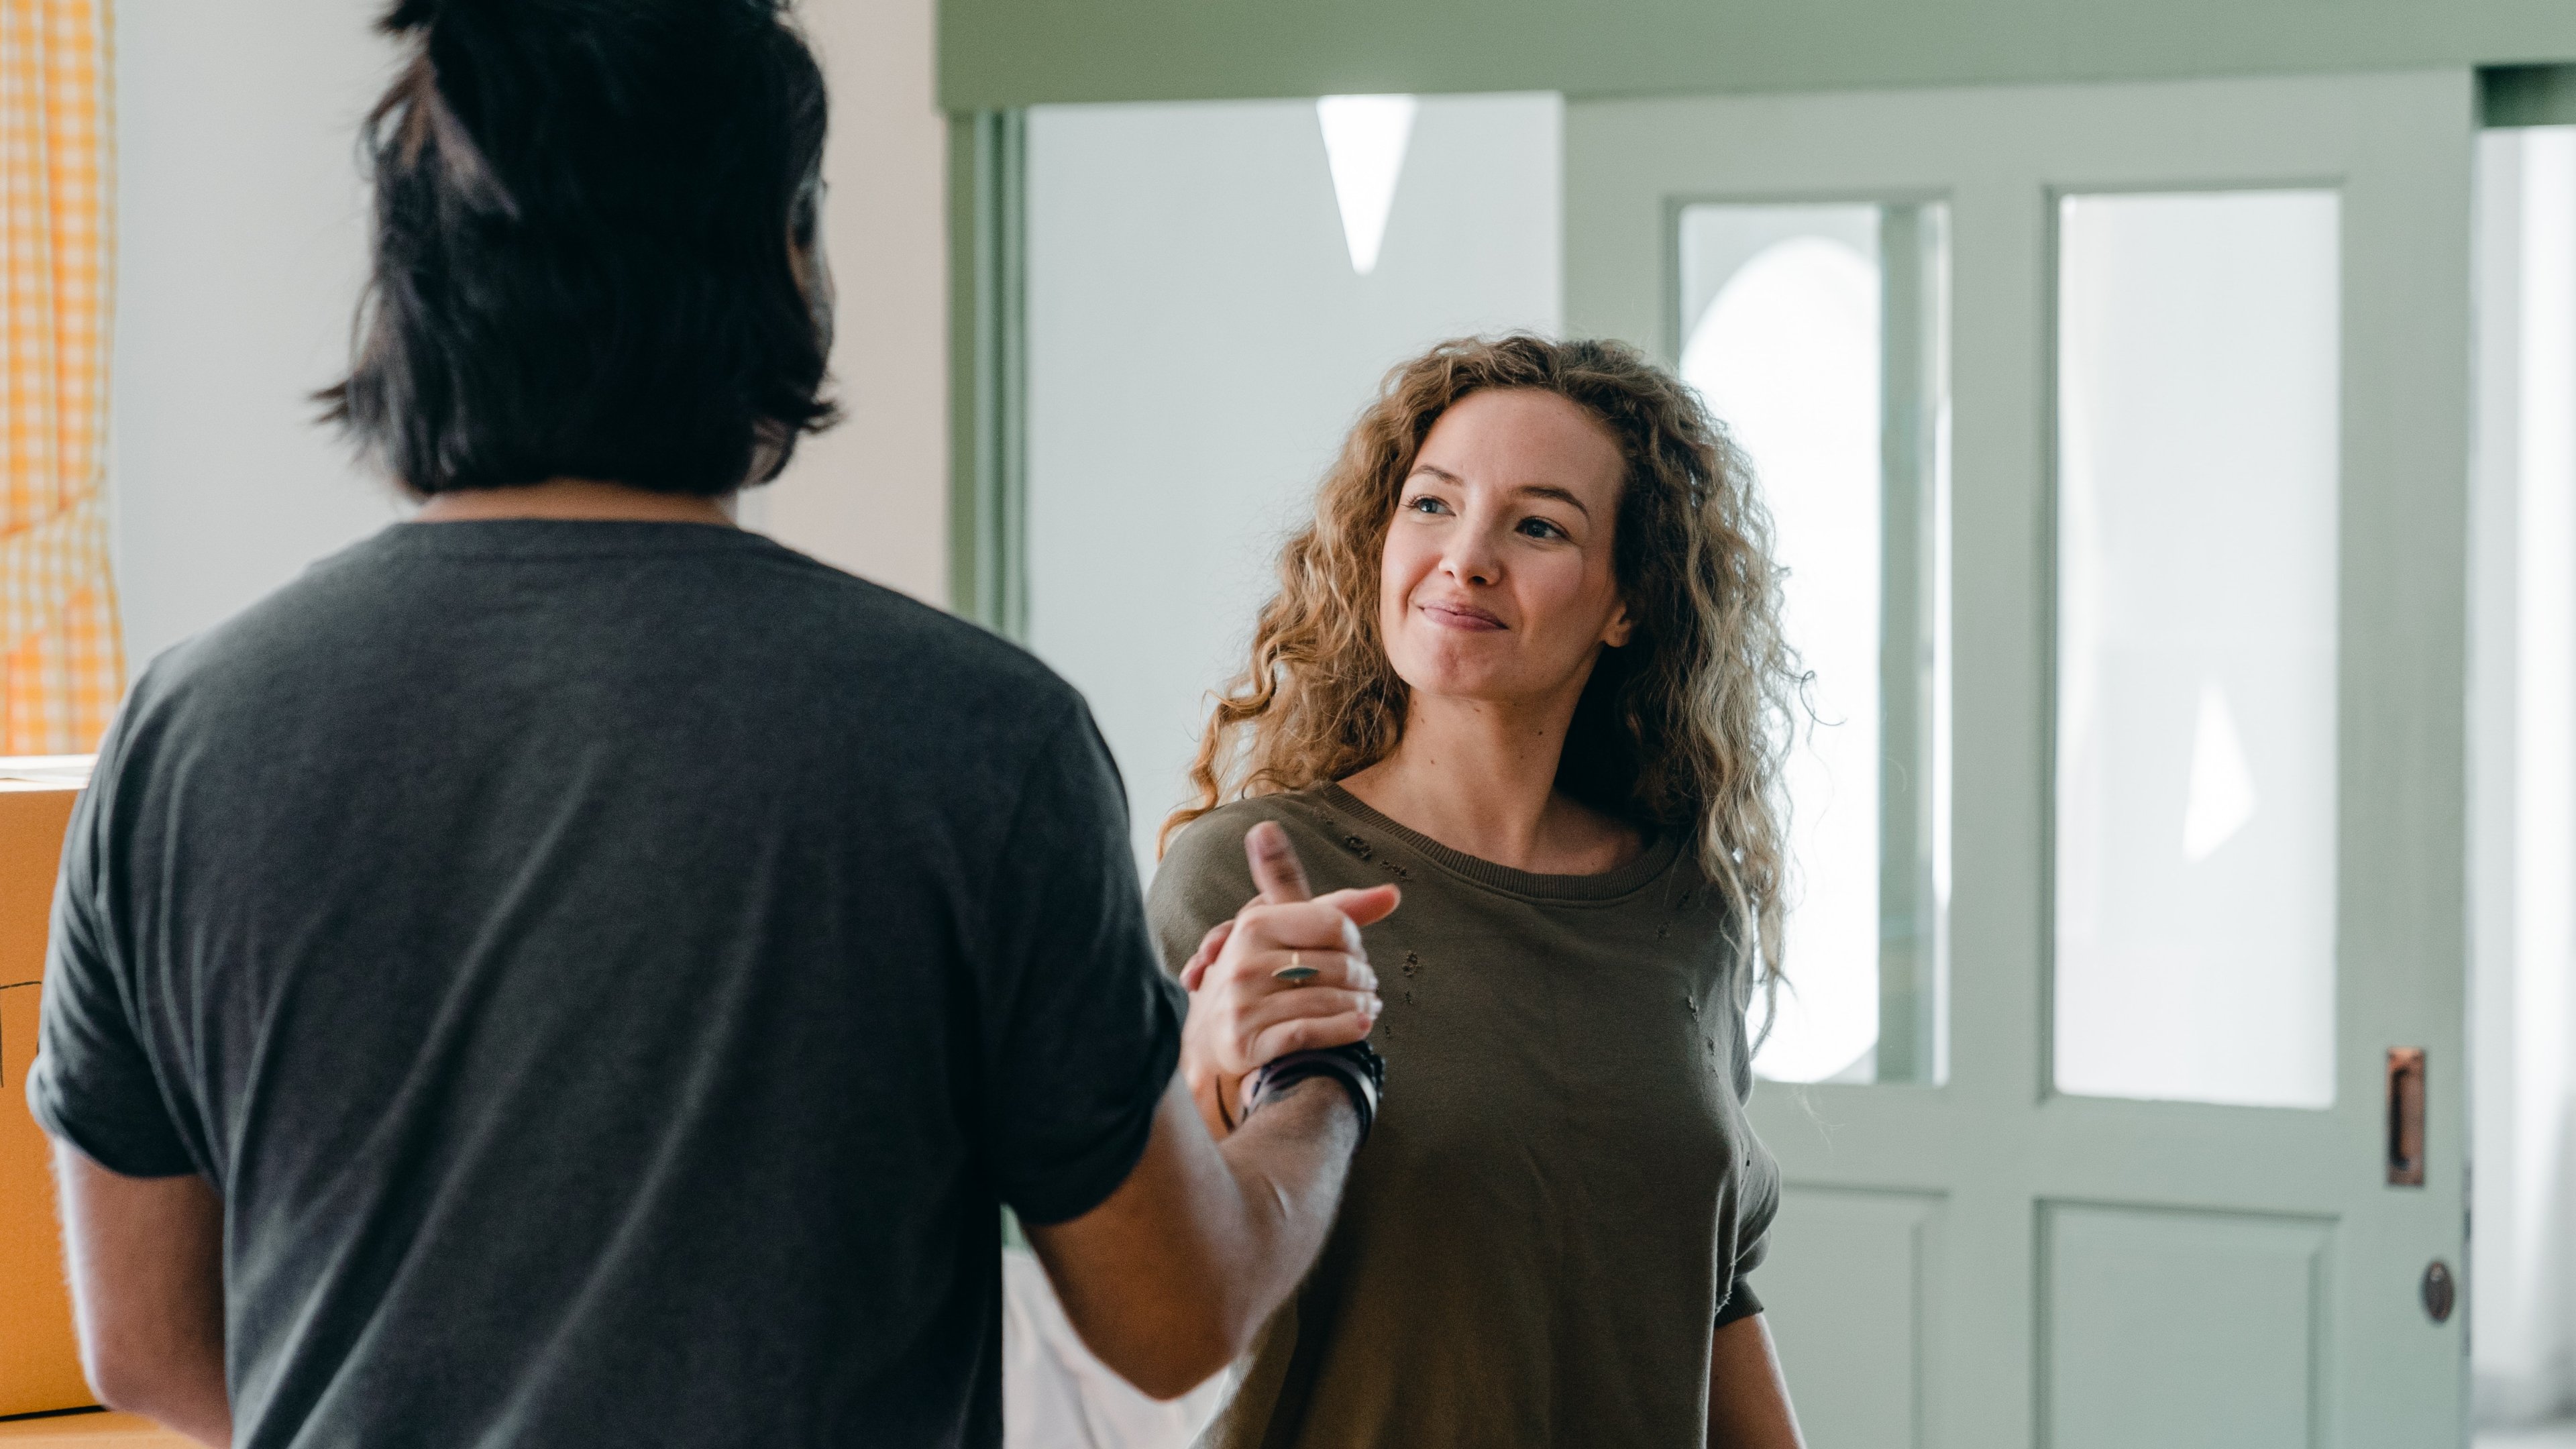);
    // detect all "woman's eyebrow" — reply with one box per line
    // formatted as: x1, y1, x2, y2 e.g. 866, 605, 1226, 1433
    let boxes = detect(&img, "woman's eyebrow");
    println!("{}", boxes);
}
1409, 466, 1589, 518
1513, 483, 1589, 517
